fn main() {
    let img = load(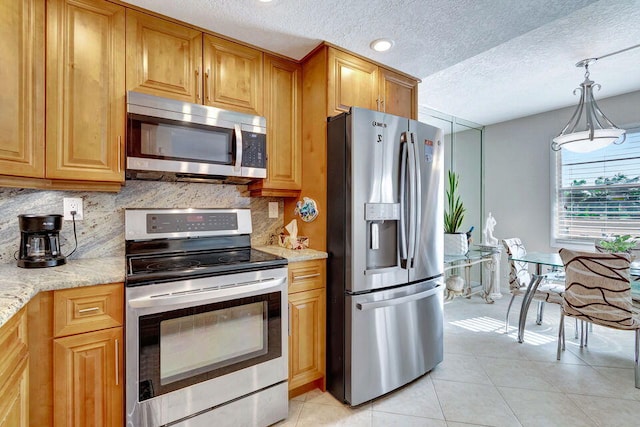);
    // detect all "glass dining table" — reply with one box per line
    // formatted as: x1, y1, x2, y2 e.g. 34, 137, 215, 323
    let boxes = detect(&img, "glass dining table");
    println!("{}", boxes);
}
509, 252, 640, 343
